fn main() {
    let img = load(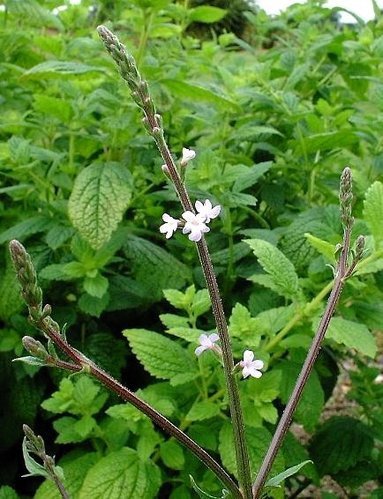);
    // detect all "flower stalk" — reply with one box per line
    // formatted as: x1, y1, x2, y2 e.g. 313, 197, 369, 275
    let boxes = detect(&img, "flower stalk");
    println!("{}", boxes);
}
97, 25, 253, 498
22, 425, 69, 499
9, 240, 241, 499
252, 167, 364, 497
